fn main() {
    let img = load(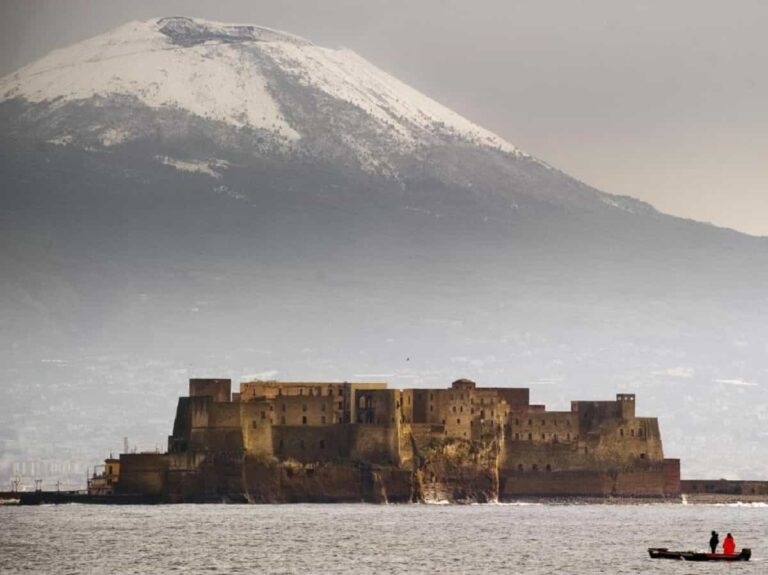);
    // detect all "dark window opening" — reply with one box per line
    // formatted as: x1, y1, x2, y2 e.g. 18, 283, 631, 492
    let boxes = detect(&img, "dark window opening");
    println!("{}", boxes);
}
302, 416, 307, 425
